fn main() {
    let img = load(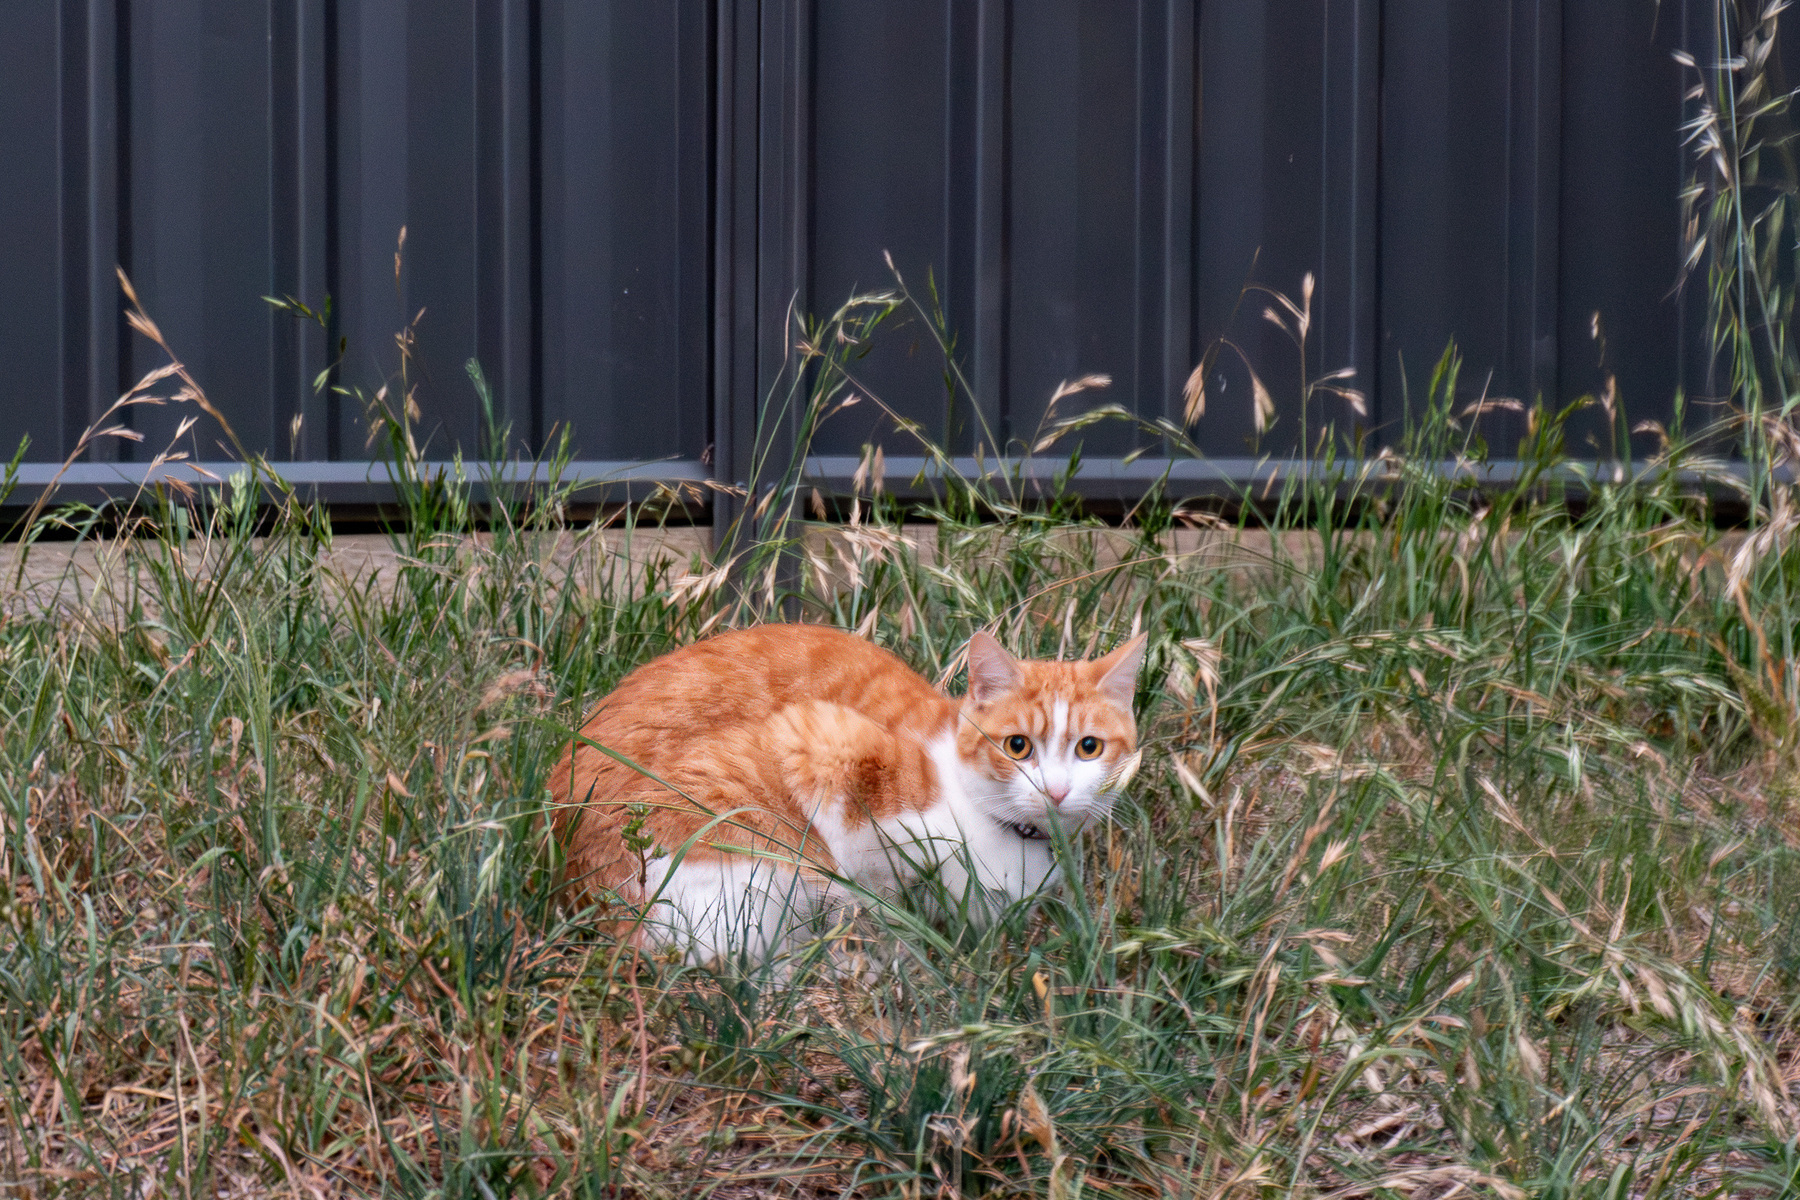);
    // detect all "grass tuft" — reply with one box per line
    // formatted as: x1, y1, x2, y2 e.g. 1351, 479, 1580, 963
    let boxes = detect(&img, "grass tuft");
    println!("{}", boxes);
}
5, 8, 1800, 1181
2, 311, 1798, 1196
